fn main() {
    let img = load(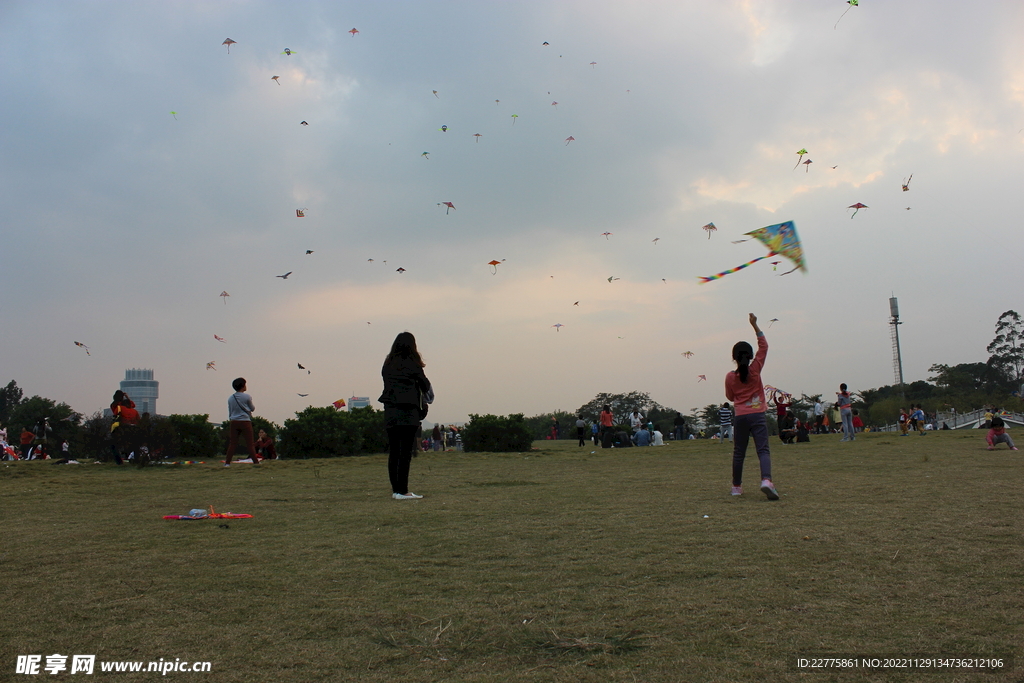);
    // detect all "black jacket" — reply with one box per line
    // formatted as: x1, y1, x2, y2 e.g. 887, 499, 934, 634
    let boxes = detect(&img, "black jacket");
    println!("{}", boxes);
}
378, 357, 431, 409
